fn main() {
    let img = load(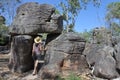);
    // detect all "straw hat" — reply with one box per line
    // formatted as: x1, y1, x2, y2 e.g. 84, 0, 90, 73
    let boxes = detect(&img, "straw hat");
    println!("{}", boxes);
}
34, 36, 42, 43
